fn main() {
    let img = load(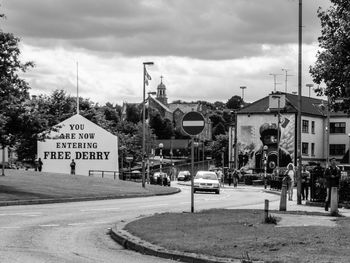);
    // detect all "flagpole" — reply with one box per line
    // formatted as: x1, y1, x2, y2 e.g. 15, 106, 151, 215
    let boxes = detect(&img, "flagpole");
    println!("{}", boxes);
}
76, 61, 79, 115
